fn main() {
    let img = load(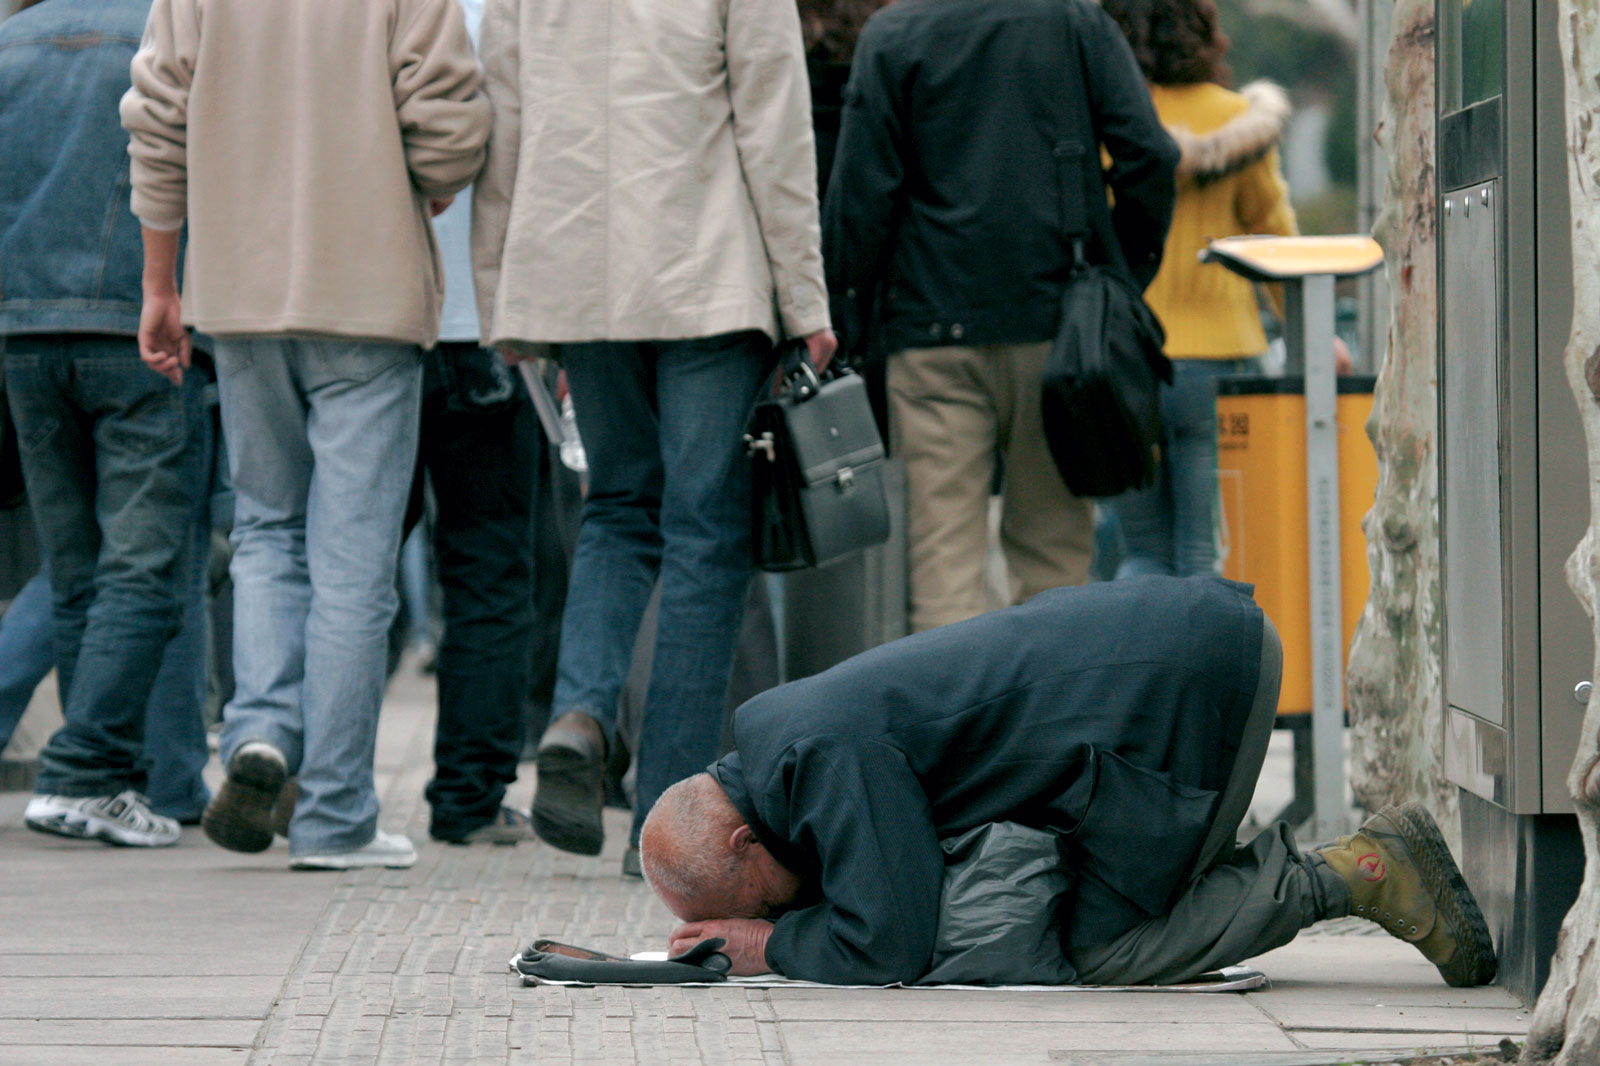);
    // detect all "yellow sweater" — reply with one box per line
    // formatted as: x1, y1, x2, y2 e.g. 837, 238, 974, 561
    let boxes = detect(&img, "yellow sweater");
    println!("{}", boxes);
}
1142, 82, 1297, 359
